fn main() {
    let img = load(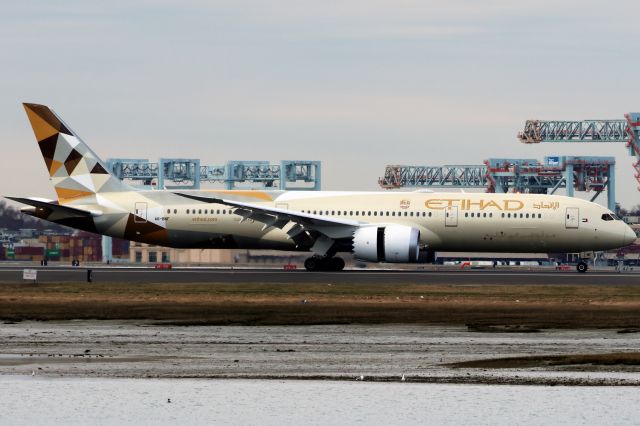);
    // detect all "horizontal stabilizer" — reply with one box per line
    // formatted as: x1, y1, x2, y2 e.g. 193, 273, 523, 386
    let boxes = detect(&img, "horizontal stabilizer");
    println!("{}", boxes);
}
6, 197, 99, 217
